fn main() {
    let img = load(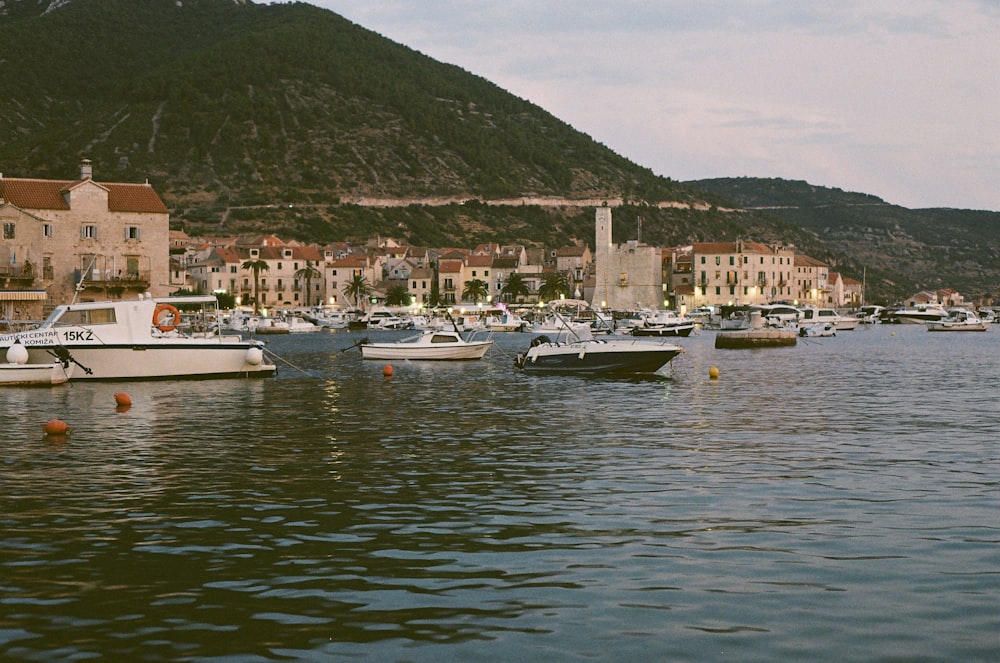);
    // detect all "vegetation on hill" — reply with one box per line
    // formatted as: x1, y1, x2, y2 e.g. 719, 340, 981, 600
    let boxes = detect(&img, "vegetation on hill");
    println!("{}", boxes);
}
691, 178, 1000, 303
2, 0, 998, 304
